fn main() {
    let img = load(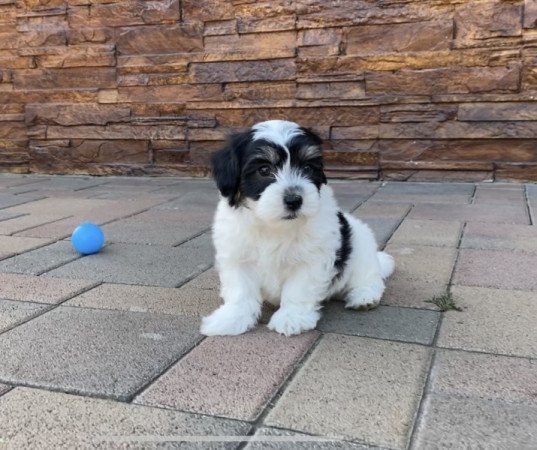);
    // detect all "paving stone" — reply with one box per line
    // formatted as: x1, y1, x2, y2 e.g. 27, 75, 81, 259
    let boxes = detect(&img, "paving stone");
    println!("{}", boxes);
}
0, 300, 49, 333
330, 182, 379, 212
354, 202, 412, 247
413, 394, 537, 449
0, 384, 10, 396
0, 307, 202, 400
0, 235, 52, 253
526, 183, 537, 198
0, 252, 14, 261
0, 211, 23, 222
245, 427, 378, 450
25, 176, 106, 191
265, 334, 431, 449
0, 193, 45, 210
0, 214, 70, 236
461, 222, 537, 253
381, 244, 457, 309
370, 191, 472, 204
388, 219, 462, 247
45, 234, 214, 286
453, 248, 537, 290
135, 327, 318, 421
430, 349, 537, 405
66, 269, 221, 316
437, 286, 537, 358
0, 241, 80, 275
360, 218, 401, 248
10, 197, 163, 239
154, 183, 220, 213
0, 175, 45, 189
409, 202, 530, 224
354, 201, 412, 219
0, 388, 250, 449
0, 273, 96, 304
102, 209, 212, 245
379, 182, 474, 196
317, 302, 439, 345
473, 186, 526, 204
